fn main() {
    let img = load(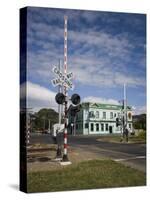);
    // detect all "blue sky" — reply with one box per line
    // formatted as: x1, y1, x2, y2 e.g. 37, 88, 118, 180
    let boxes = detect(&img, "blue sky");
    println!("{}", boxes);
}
23, 7, 146, 114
